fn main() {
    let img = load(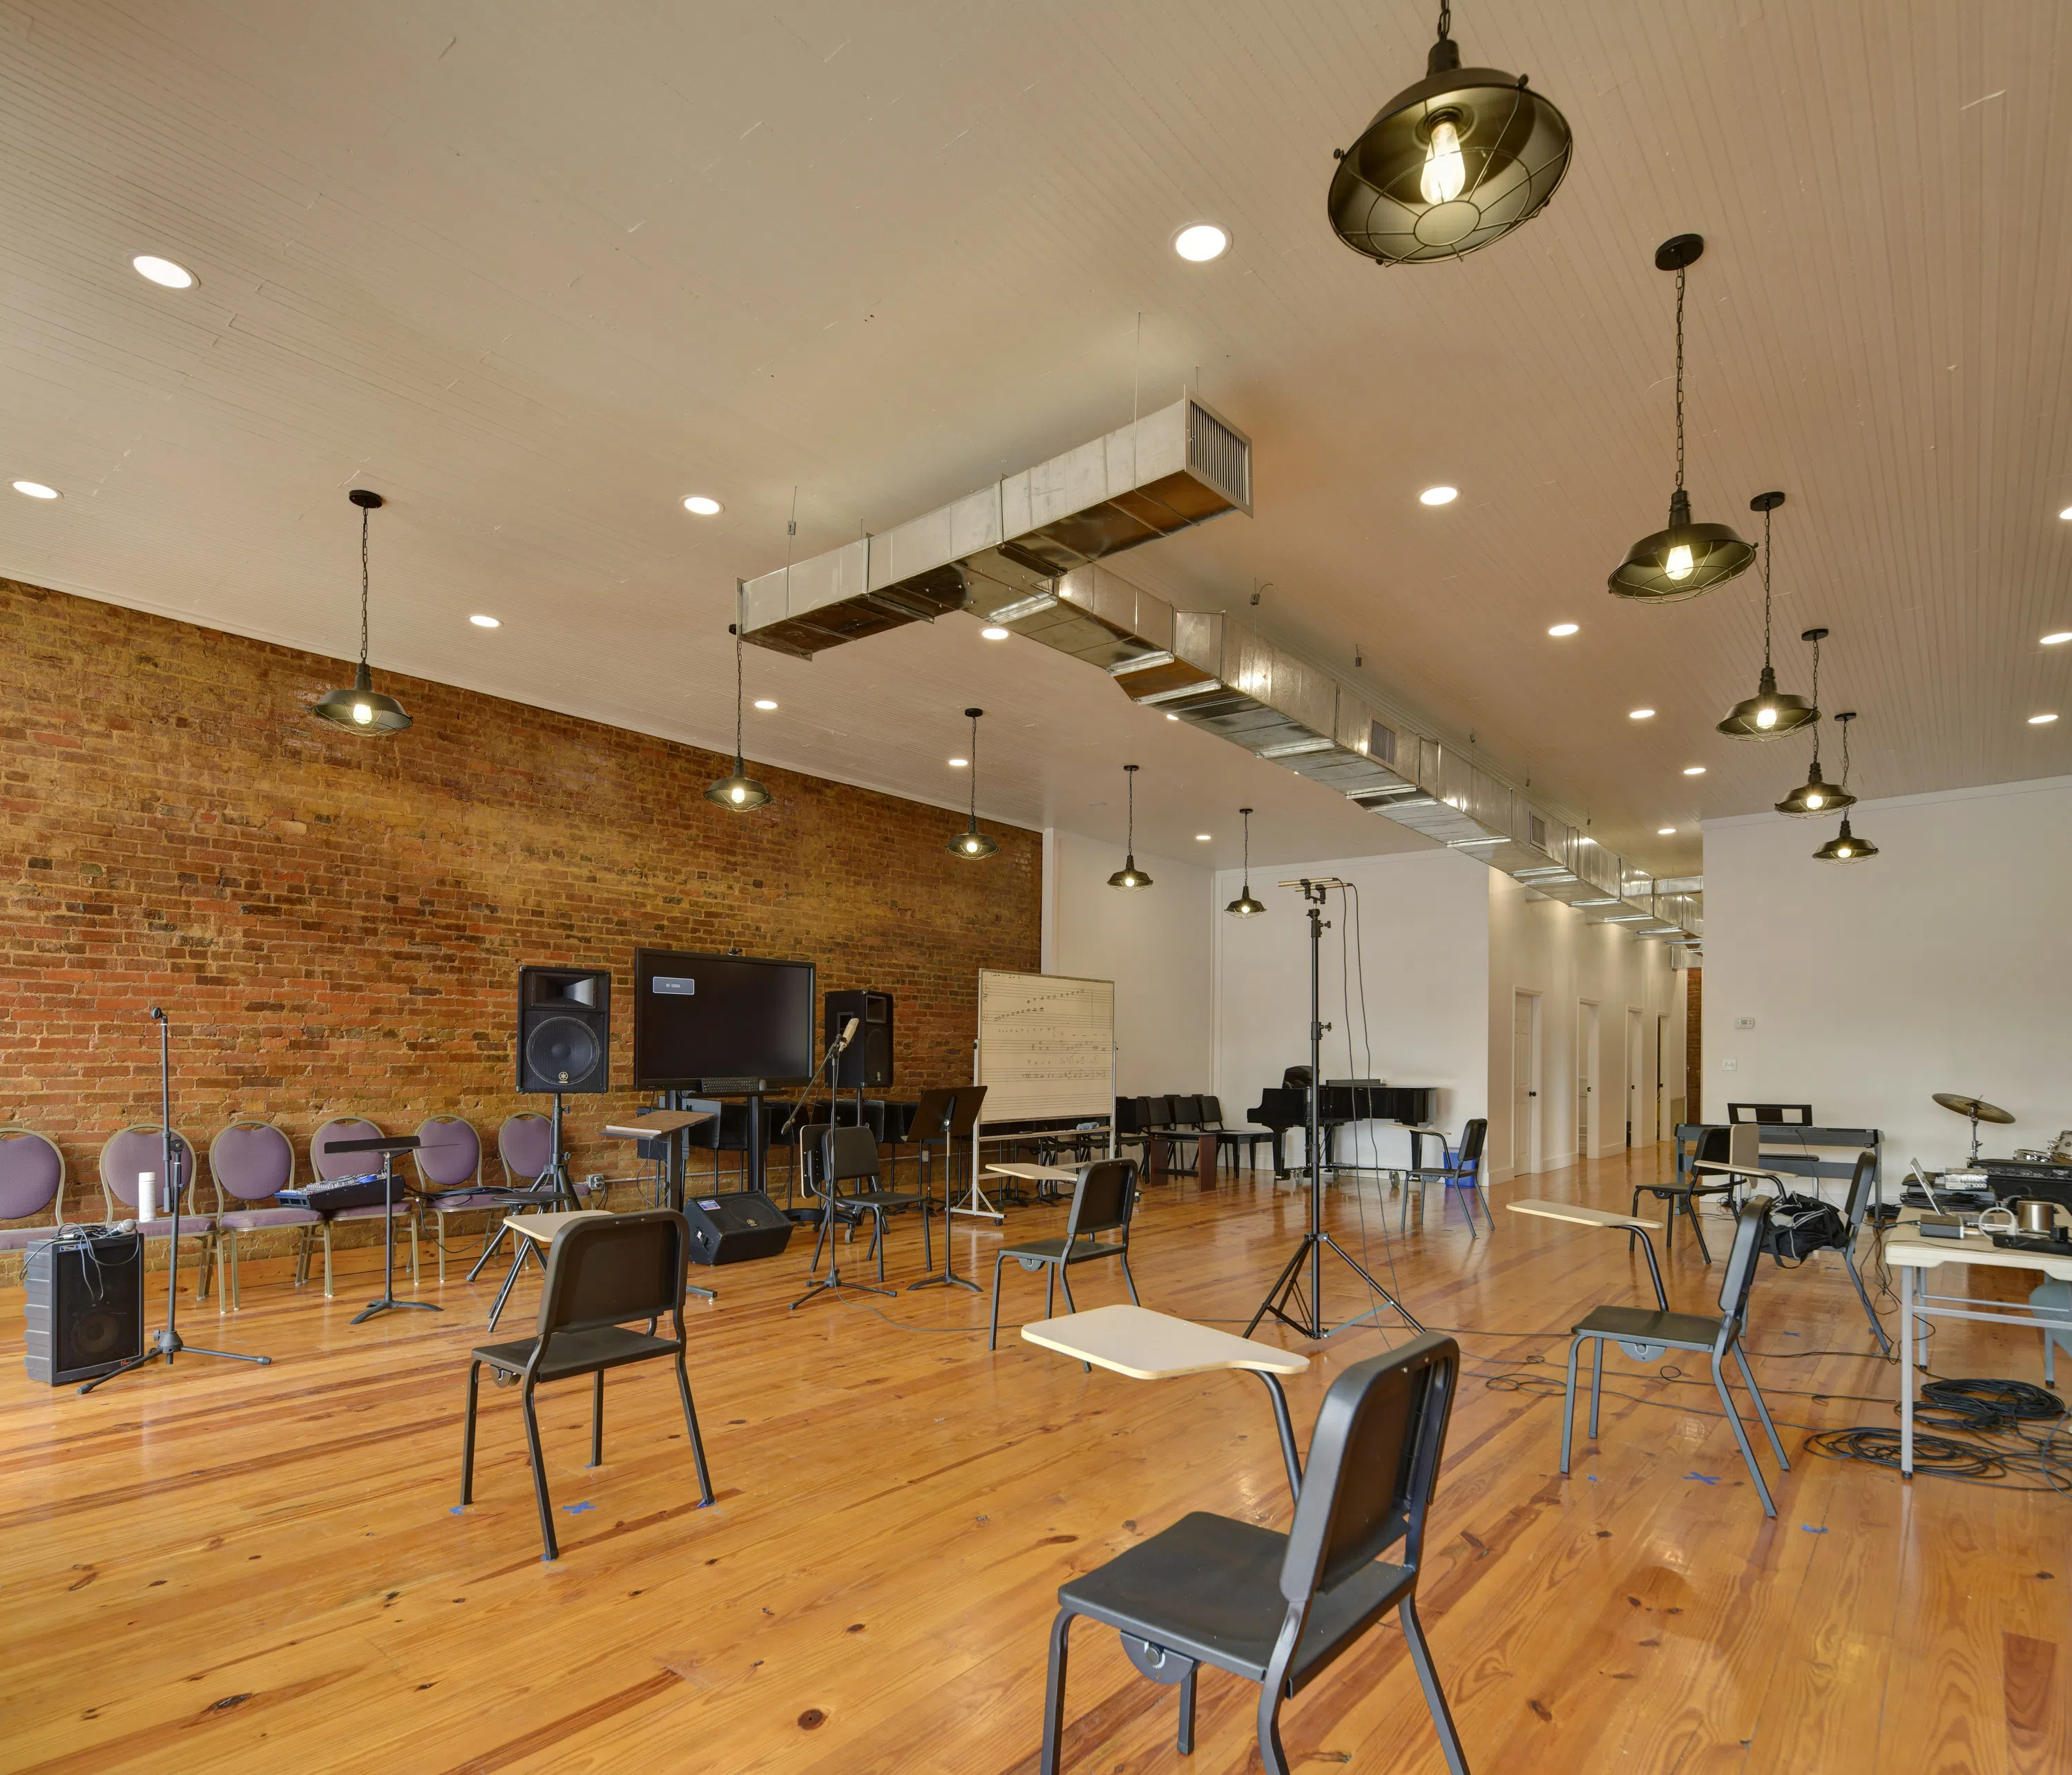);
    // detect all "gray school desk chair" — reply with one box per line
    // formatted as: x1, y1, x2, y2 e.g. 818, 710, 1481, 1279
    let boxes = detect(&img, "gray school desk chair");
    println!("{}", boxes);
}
460, 1209, 713, 1562
203, 1120, 316, 1309
989, 1158, 1142, 1354
1037, 1334, 1468, 1775
1560, 1198, 1790, 1517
